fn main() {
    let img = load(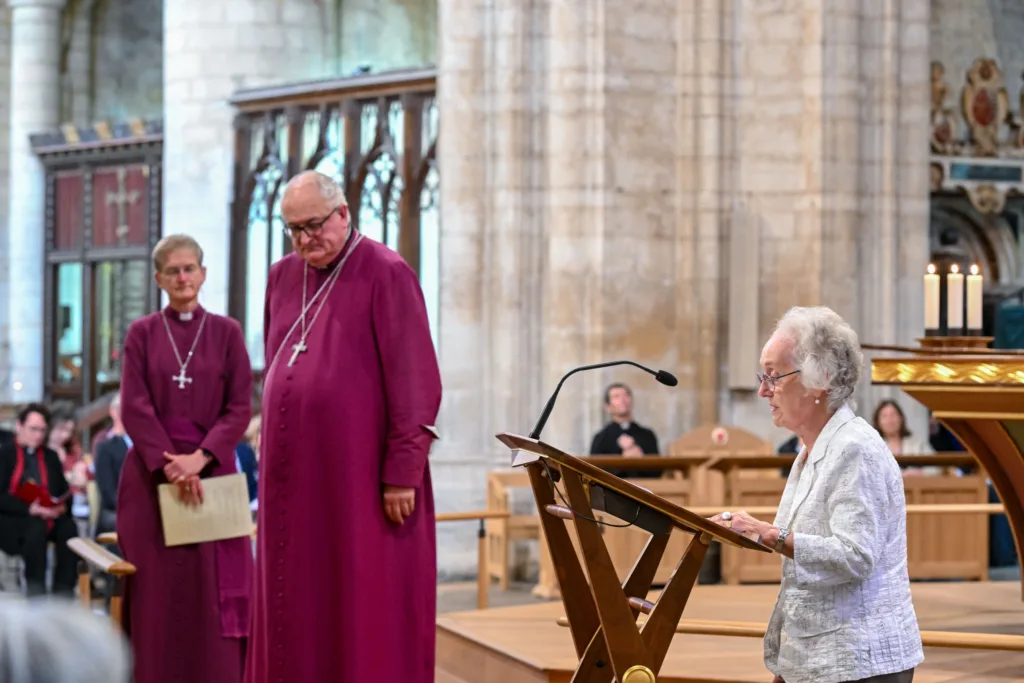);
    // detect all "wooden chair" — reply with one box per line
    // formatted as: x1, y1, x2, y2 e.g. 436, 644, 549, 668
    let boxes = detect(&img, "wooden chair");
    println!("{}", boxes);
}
485, 471, 540, 590
667, 423, 774, 505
